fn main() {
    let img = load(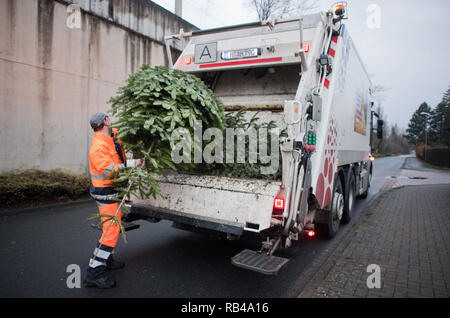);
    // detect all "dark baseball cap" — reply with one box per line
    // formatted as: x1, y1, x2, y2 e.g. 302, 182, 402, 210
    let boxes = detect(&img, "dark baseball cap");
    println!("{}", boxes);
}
89, 112, 109, 130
